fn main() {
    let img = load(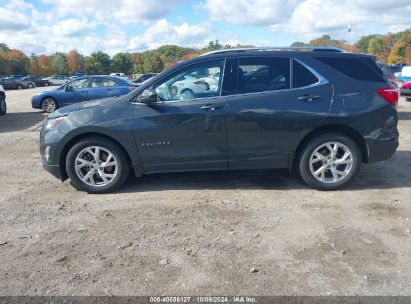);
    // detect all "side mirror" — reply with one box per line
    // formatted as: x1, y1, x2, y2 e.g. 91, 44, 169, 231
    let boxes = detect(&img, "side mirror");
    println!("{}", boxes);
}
66, 85, 73, 91
138, 88, 158, 103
